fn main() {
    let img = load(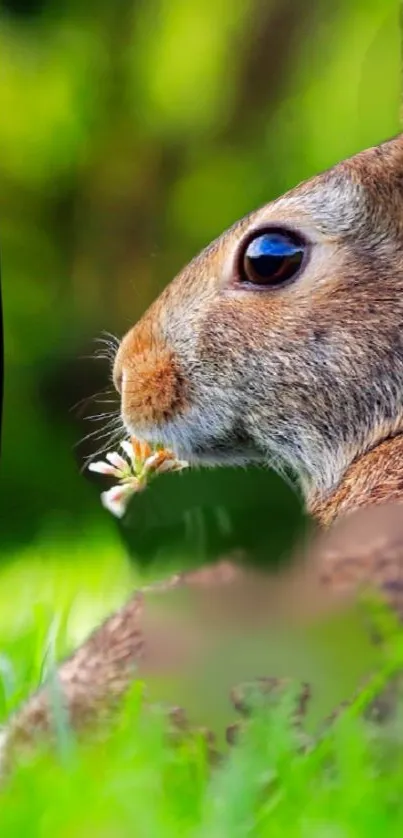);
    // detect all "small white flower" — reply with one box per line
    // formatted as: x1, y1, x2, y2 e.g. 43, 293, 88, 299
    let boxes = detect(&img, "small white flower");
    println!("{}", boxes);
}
105, 451, 131, 475
155, 458, 189, 474
119, 440, 133, 460
143, 451, 164, 473
101, 482, 141, 518
88, 436, 189, 518
88, 461, 119, 477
